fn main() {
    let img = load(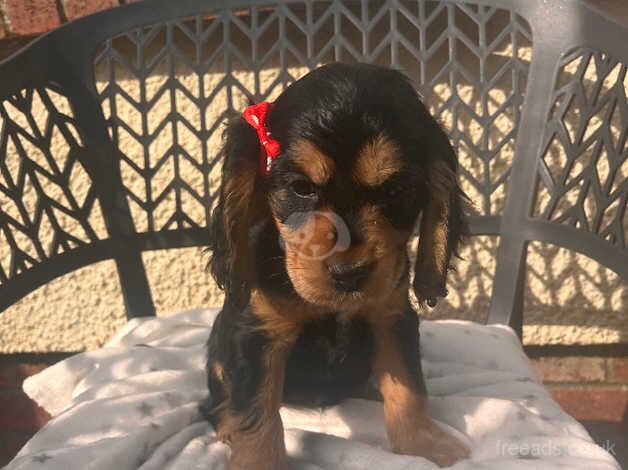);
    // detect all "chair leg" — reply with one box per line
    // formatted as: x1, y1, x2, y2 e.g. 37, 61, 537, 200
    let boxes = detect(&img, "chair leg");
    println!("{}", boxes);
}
488, 240, 528, 339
